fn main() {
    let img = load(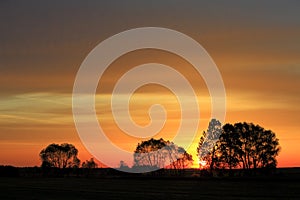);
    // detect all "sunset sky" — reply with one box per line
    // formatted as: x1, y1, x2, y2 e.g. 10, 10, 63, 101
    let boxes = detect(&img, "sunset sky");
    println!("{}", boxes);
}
1, 1, 300, 168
